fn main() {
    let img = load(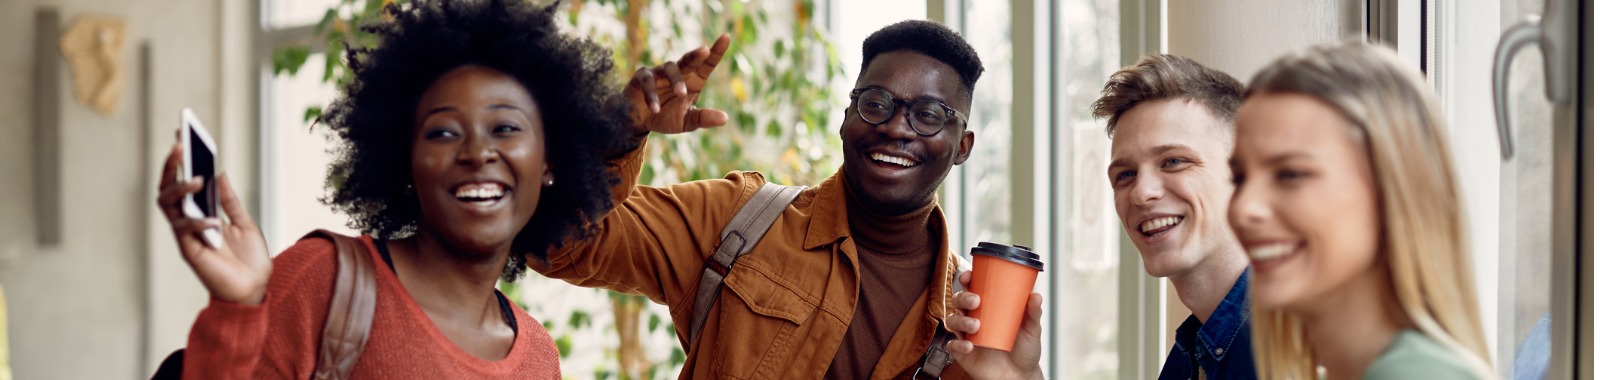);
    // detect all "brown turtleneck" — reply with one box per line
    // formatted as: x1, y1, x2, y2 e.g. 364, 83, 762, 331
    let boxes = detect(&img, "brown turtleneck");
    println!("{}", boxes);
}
824, 184, 938, 379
